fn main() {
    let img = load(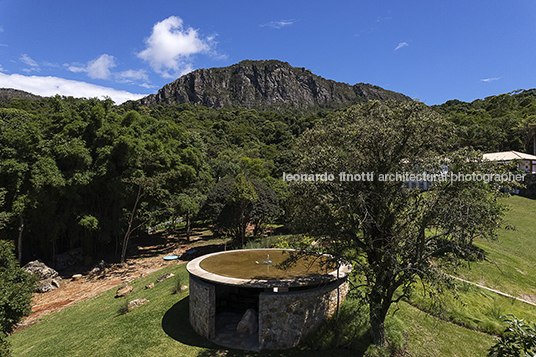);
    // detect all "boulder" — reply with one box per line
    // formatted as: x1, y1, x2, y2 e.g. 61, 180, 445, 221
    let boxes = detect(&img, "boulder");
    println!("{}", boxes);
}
236, 308, 258, 334
116, 285, 133, 297
91, 260, 107, 273
22, 260, 58, 280
145, 283, 154, 289
71, 274, 83, 280
156, 272, 174, 283
127, 298, 149, 309
36, 282, 55, 293
51, 279, 60, 288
